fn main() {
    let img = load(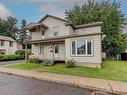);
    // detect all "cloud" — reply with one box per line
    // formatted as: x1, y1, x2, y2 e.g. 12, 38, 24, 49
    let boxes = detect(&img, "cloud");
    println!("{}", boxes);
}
30, 0, 87, 5
37, 0, 87, 18
0, 3, 13, 19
